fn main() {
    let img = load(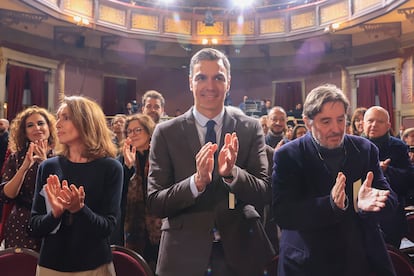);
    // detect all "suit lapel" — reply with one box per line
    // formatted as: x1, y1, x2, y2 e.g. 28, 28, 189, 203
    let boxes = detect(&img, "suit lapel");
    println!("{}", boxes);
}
181, 108, 203, 158
220, 108, 237, 149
